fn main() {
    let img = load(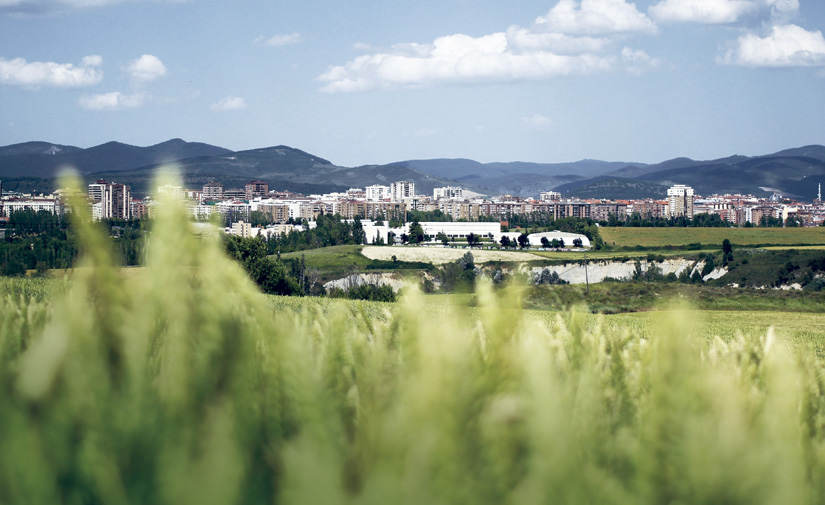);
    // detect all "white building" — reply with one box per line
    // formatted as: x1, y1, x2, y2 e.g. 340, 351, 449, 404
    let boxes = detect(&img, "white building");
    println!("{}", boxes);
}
396, 221, 501, 242
230, 221, 254, 238
156, 184, 184, 201
88, 181, 107, 202
88, 180, 131, 221
2, 197, 60, 217
667, 184, 695, 218
540, 191, 561, 201
390, 181, 415, 201
433, 186, 464, 200
365, 185, 391, 201
187, 204, 215, 220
